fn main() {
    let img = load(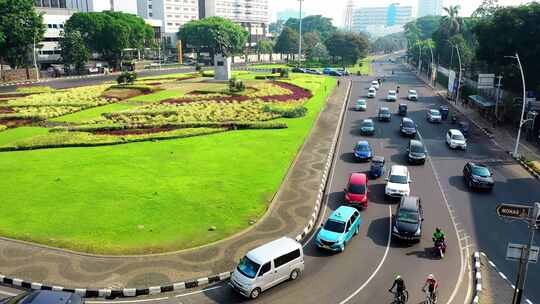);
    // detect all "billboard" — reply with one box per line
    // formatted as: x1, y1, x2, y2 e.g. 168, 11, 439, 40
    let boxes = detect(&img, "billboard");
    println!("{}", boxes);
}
478, 74, 495, 89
